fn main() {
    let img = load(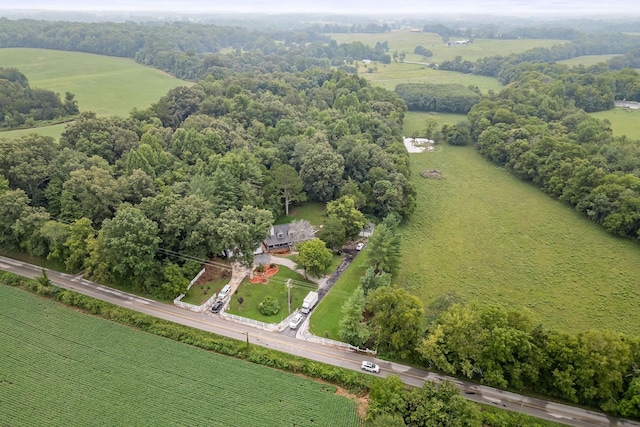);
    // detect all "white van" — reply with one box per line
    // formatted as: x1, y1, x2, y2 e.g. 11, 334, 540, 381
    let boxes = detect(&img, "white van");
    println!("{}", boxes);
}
218, 284, 231, 300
